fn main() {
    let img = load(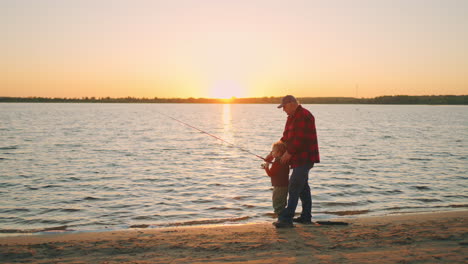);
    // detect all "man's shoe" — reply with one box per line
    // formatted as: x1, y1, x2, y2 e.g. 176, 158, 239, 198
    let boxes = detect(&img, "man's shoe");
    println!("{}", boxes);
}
293, 217, 312, 224
273, 221, 294, 228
